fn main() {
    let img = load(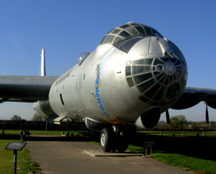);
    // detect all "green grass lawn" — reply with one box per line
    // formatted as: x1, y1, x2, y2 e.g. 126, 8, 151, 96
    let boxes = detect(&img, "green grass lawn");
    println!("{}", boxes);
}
153, 152, 216, 174
0, 140, 41, 174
